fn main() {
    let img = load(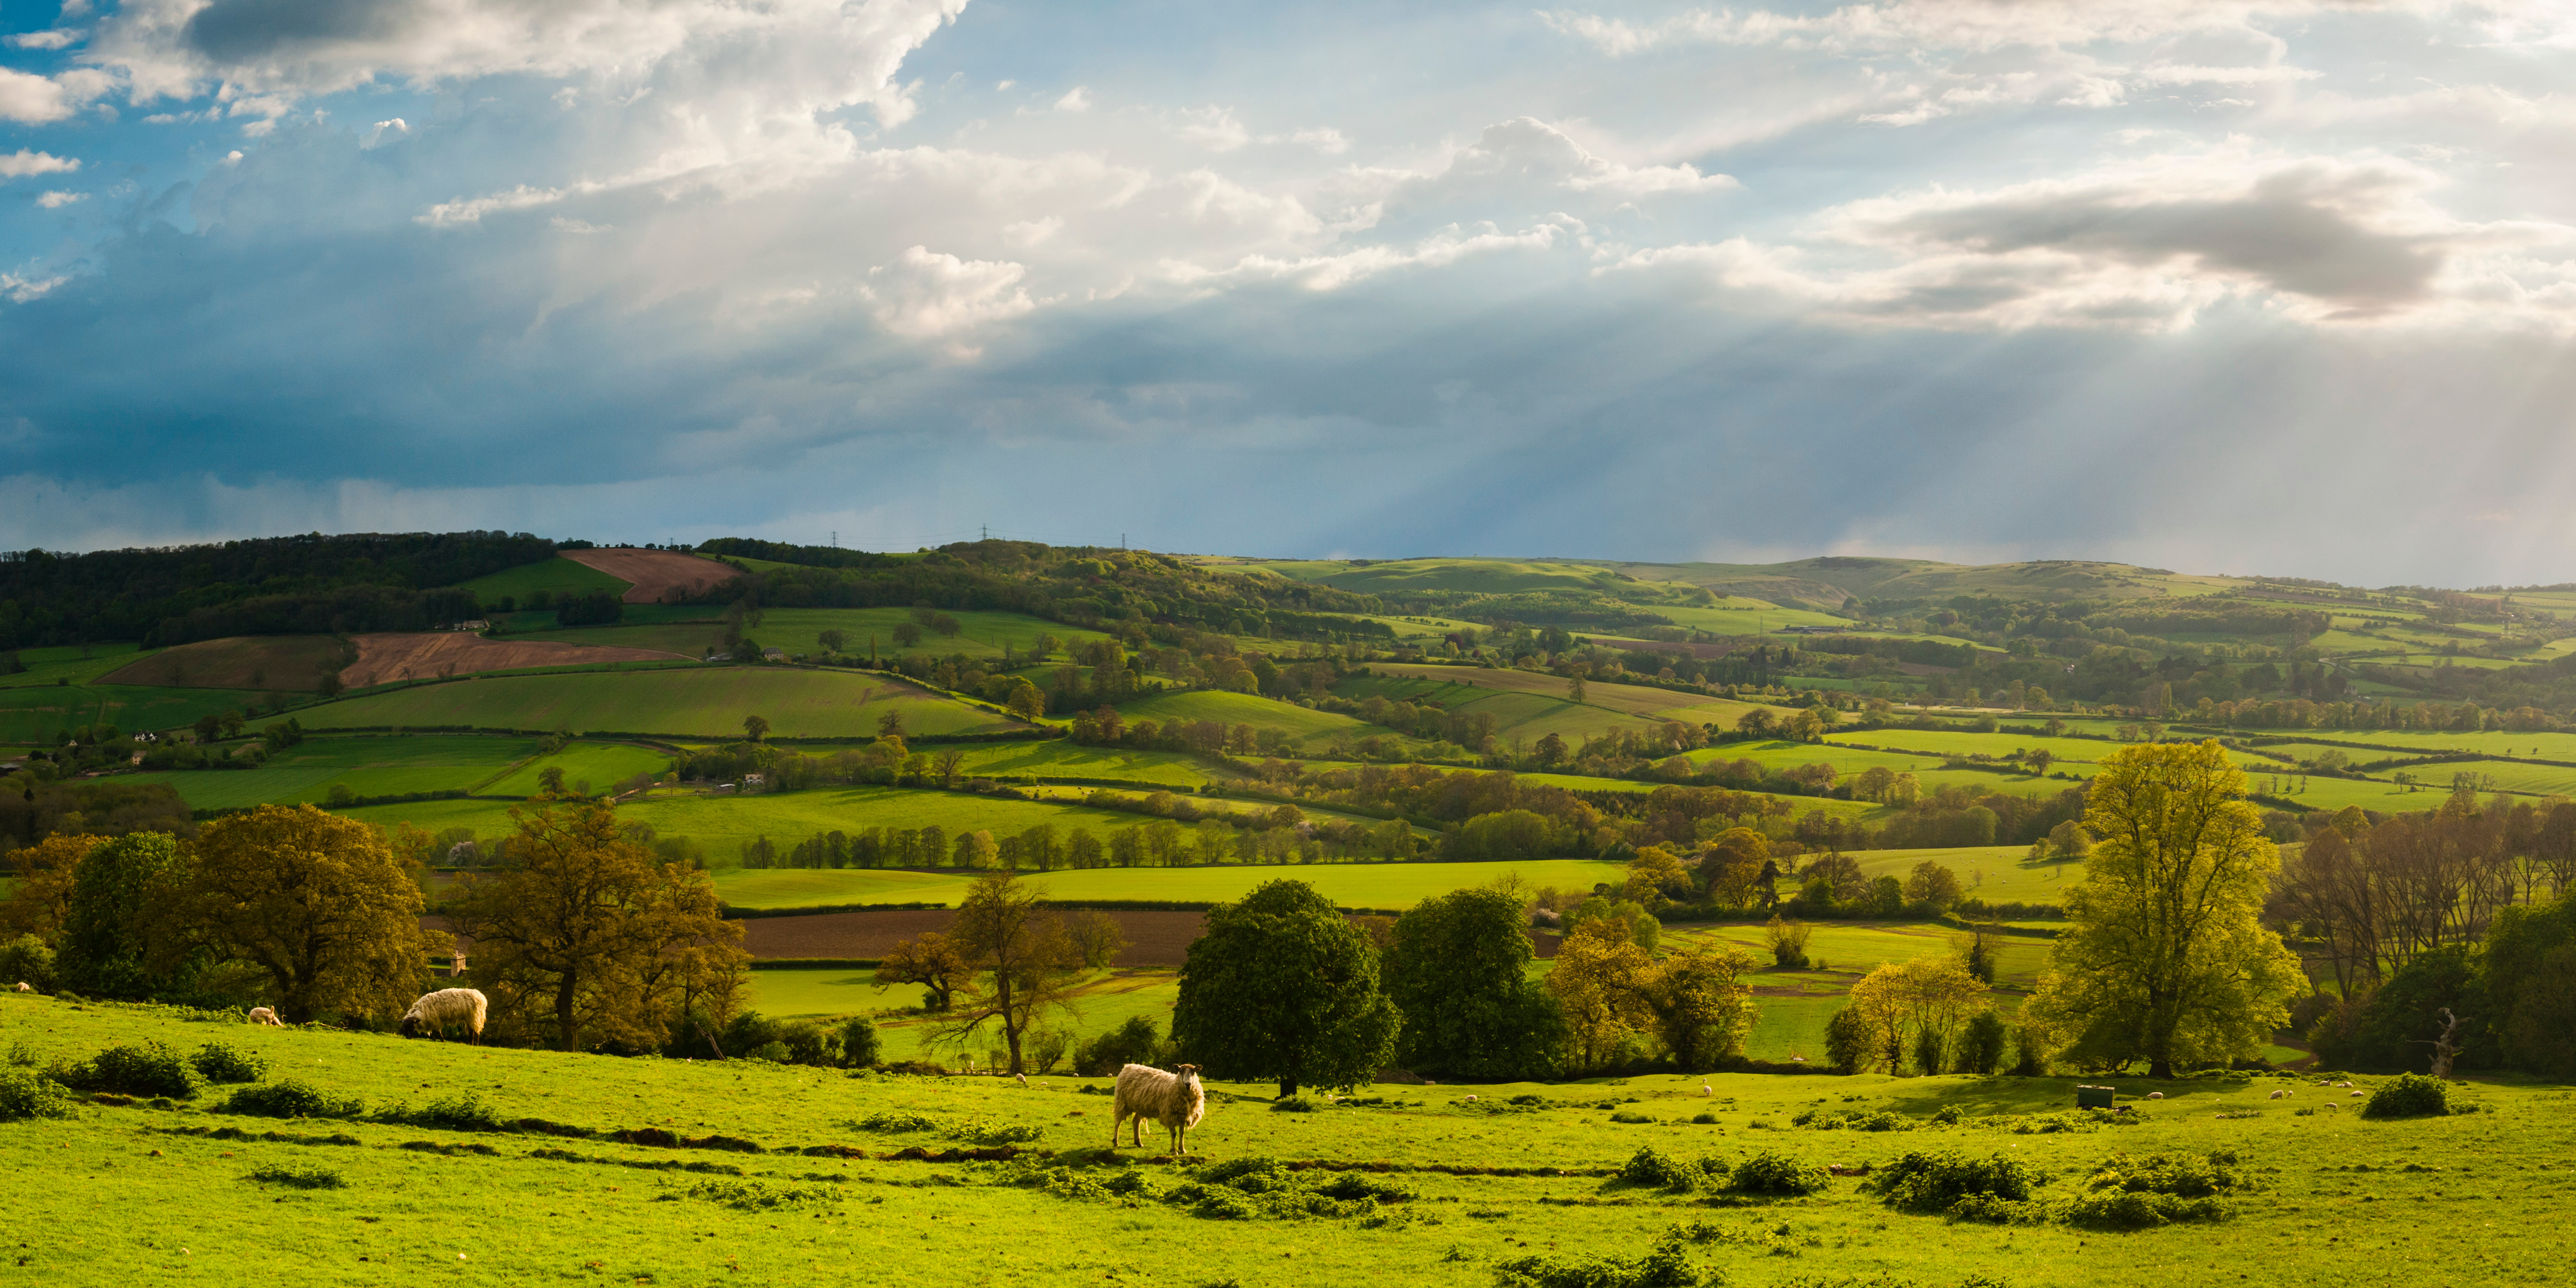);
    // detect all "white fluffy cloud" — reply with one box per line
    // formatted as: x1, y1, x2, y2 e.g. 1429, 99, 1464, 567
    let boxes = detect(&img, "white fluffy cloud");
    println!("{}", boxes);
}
864, 245, 1037, 339
0, 148, 78, 177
